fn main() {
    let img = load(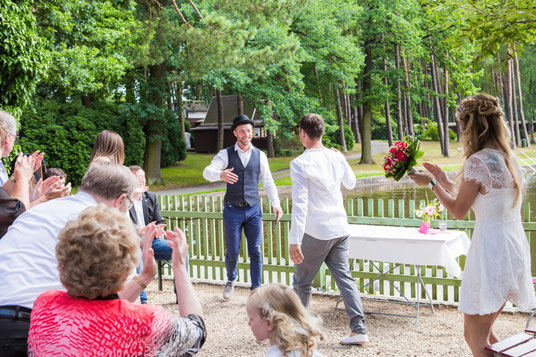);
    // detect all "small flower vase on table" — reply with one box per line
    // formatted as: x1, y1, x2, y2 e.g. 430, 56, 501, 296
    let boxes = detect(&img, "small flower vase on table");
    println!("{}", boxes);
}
415, 199, 444, 235
418, 221, 431, 234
